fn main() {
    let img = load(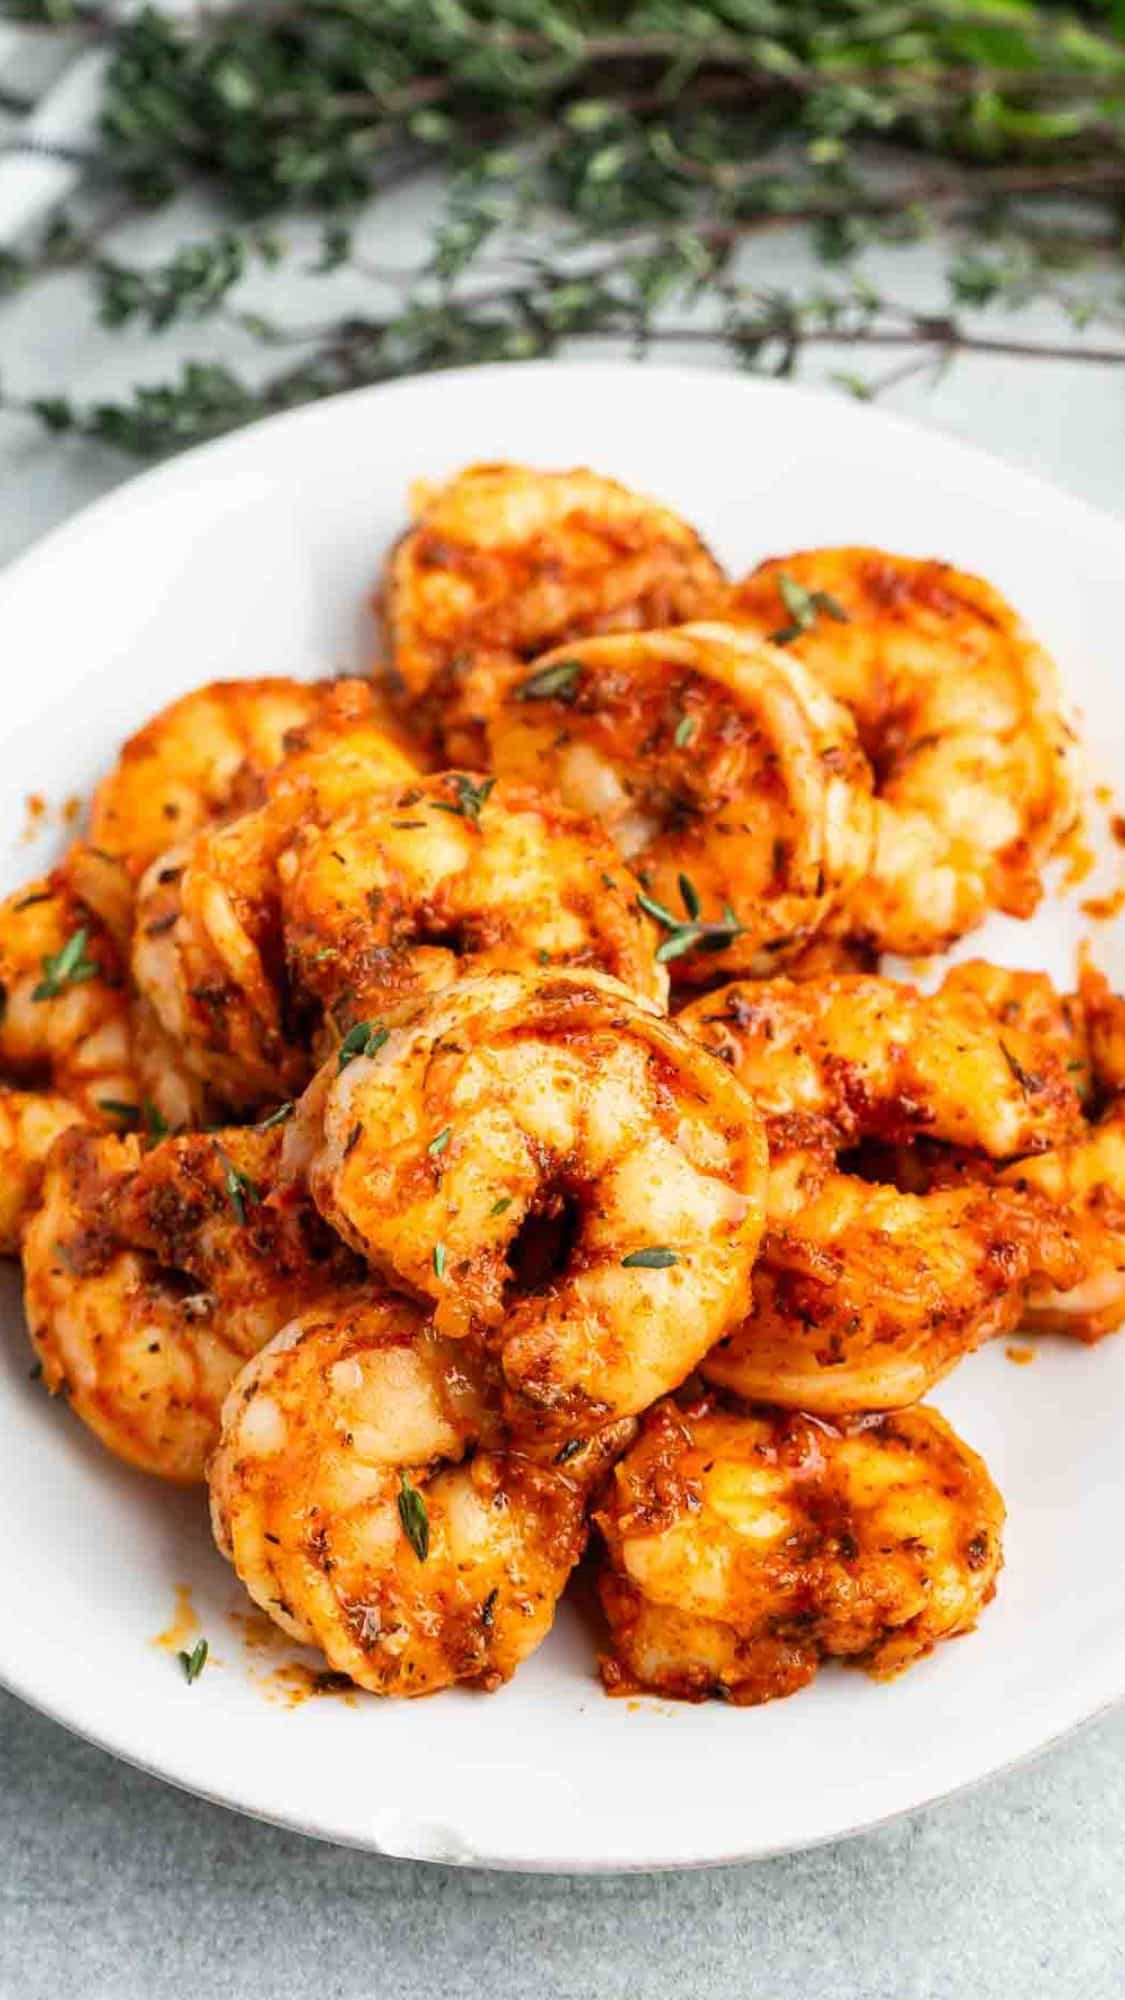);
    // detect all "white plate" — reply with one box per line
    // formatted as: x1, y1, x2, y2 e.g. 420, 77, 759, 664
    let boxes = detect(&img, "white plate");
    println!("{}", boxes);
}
1, 361, 1124, 1872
